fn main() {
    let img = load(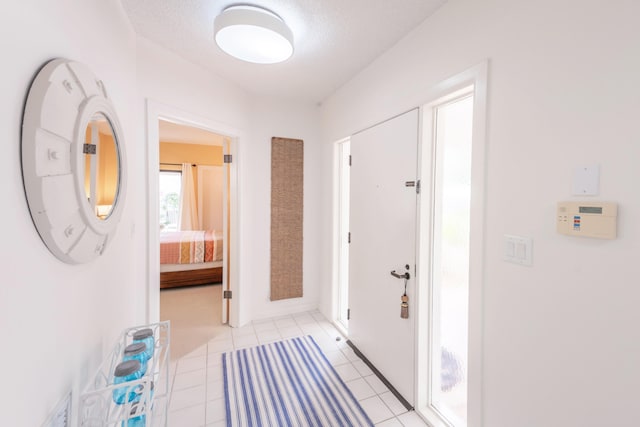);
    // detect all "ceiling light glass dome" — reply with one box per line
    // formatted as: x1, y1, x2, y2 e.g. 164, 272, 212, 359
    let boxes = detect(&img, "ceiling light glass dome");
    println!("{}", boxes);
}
214, 5, 294, 64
